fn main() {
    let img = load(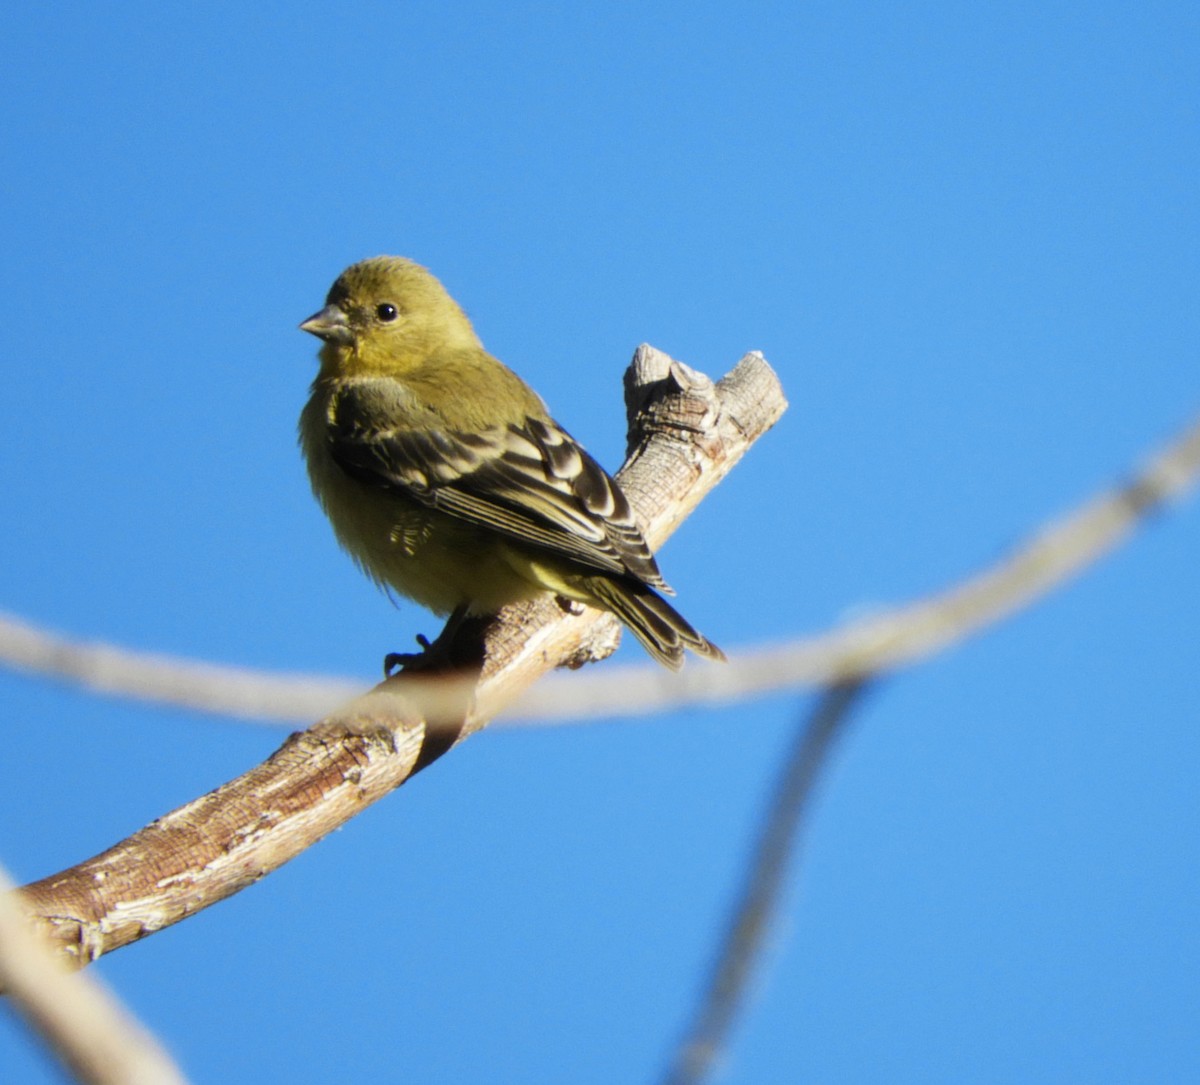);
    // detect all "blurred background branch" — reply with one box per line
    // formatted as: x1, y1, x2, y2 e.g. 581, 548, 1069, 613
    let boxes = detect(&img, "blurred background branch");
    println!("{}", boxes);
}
4, 411, 1197, 724
660, 682, 872, 1085
0, 863, 187, 1085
